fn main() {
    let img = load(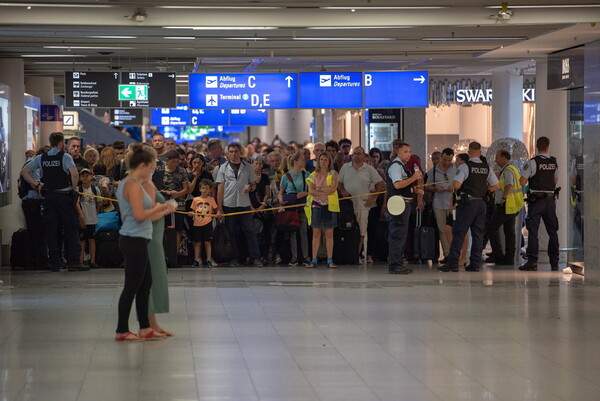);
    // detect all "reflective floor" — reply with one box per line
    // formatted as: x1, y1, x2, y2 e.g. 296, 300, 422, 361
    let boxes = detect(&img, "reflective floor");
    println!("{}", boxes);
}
0, 263, 598, 401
